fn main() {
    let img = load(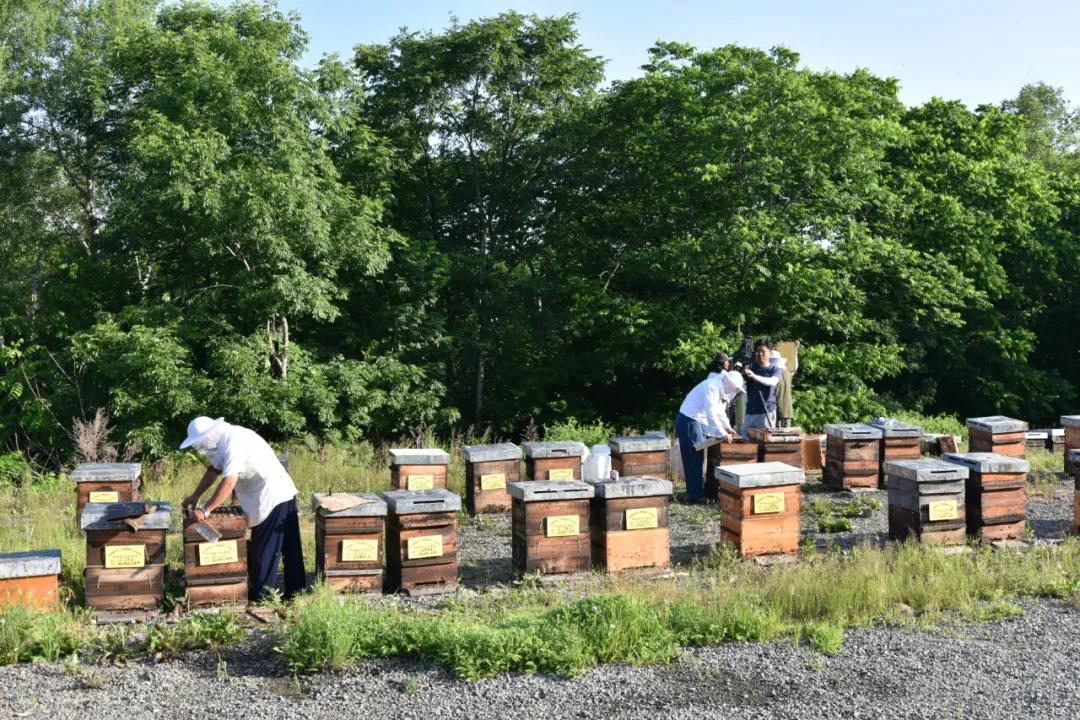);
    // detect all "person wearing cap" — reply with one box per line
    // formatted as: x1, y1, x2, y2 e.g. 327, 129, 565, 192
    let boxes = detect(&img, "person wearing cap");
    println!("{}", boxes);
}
771, 344, 799, 428
180, 416, 306, 601
741, 338, 782, 437
675, 353, 745, 503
